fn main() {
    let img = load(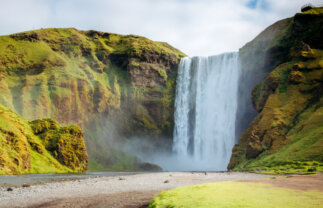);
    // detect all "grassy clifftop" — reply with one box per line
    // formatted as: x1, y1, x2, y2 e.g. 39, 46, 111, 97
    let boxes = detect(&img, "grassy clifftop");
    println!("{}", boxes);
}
0, 28, 185, 170
229, 7, 323, 174
0, 104, 87, 174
